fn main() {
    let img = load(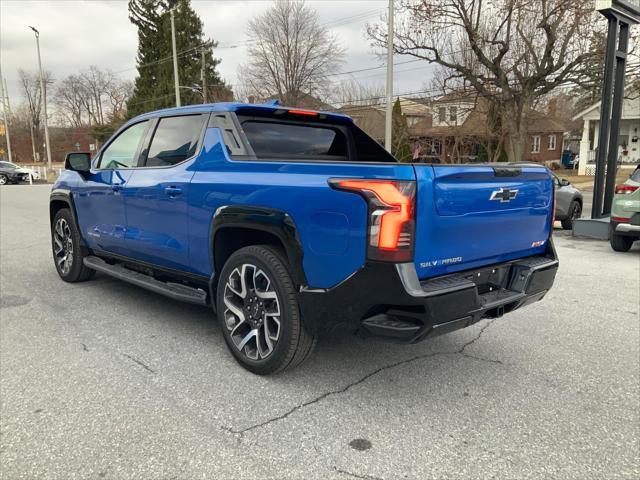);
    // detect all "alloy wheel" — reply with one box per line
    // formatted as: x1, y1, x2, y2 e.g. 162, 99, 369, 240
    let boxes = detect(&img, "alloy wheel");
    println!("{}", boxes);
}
53, 218, 74, 275
0, 176, 7, 185
223, 263, 281, 360
572, 203, 582, 220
